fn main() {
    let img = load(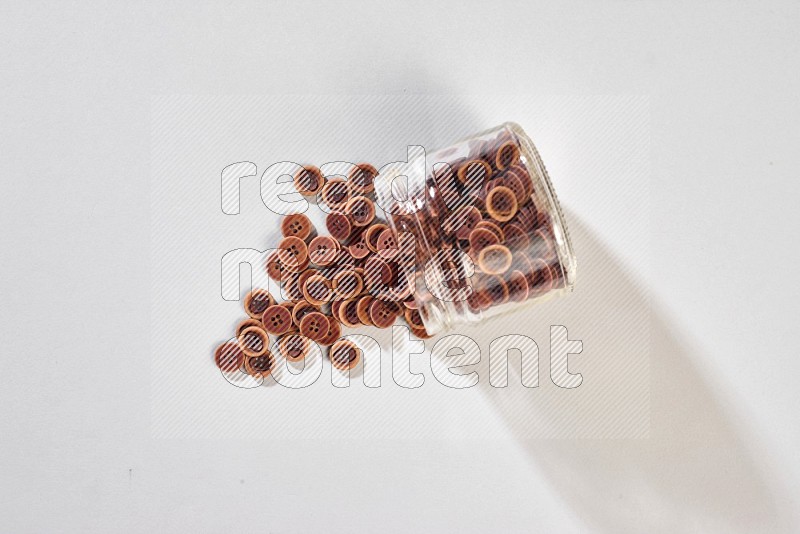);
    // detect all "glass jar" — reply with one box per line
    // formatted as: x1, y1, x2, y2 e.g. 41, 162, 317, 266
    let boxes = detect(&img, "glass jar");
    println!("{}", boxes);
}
374, 122, 576, 335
